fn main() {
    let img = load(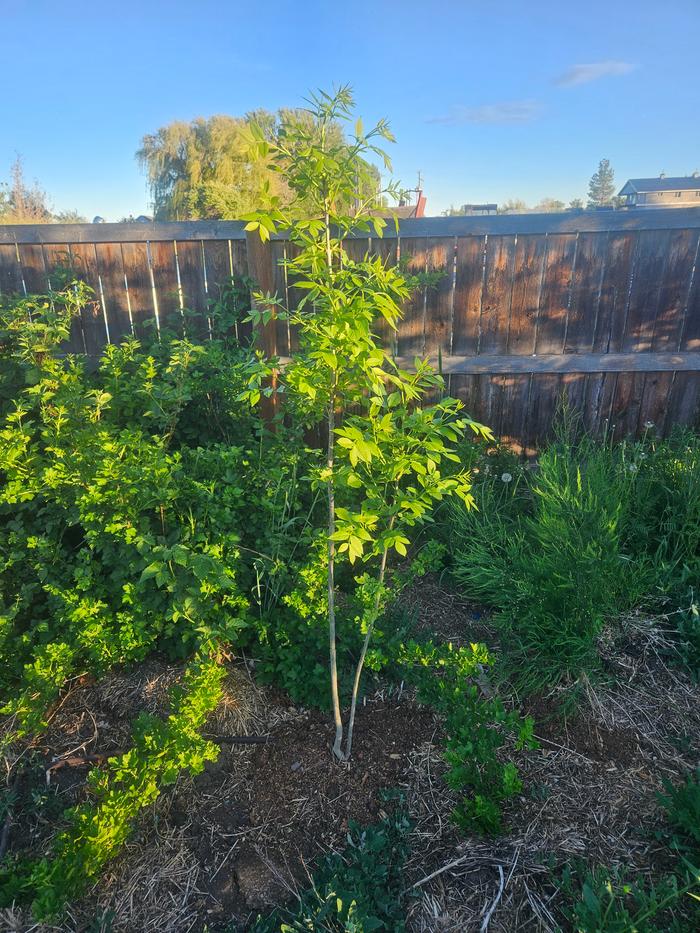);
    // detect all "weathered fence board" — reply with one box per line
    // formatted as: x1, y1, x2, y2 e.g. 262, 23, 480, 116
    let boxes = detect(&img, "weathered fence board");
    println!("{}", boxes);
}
94, 243, 131, 344
69, 242, 108, 352
147, 240, 180, 332
2, 208, 700, 451
452, 236, 484, 356
508, 234, 545, 355
480, 235, 515, 355
397, 237, 428, 357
